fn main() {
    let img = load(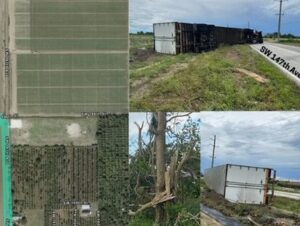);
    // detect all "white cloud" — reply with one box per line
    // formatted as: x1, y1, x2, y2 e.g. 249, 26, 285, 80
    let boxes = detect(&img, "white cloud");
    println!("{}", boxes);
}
130, 0, 300, 35
199, 112, 300, 180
